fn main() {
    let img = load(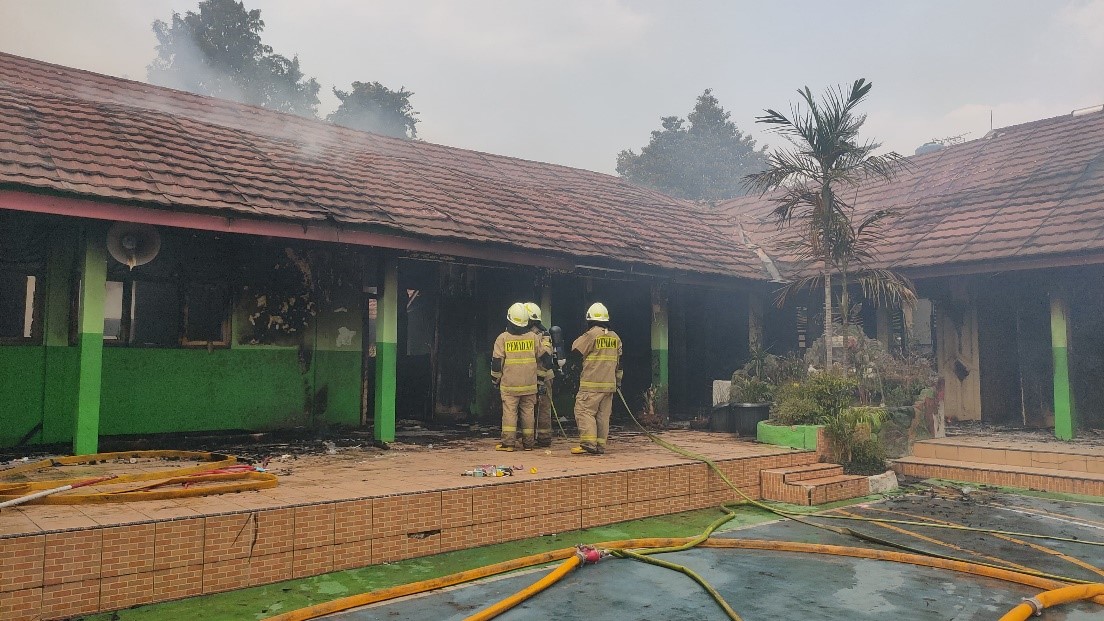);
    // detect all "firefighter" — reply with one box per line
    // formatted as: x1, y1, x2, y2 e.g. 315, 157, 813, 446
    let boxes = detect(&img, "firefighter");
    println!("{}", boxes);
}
524, 301, 555, 448
569, 302, 623, 455
490, 302, 543, 451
